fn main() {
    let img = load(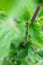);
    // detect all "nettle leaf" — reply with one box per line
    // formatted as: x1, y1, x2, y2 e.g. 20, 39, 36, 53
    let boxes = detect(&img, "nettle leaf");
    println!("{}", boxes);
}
21, 59, 28, 65
7, 0, 34, 20
18, 7, 30, 21
28, 47, 42, 64
38, 49, 43, 58
0, 17, 21, 65
38, 9, 43, 17
0, 10, 7, 23
29, 22, 43, 48
37, 8, 43, 26
37, 17, 43, 26
2, 58, 12, 65
11, 41, 31, 65
35, 60, 43, 65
